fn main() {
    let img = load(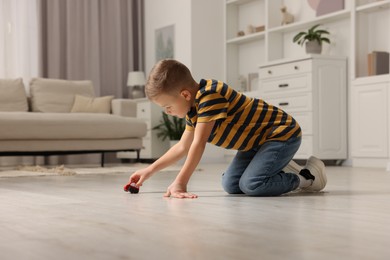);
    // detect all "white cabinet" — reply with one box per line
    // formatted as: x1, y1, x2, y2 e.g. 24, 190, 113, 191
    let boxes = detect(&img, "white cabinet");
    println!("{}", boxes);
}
118, 99, 169, 160
258, 55, 347, 160
136, 99, 170, 159
351, 76, 389, 158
